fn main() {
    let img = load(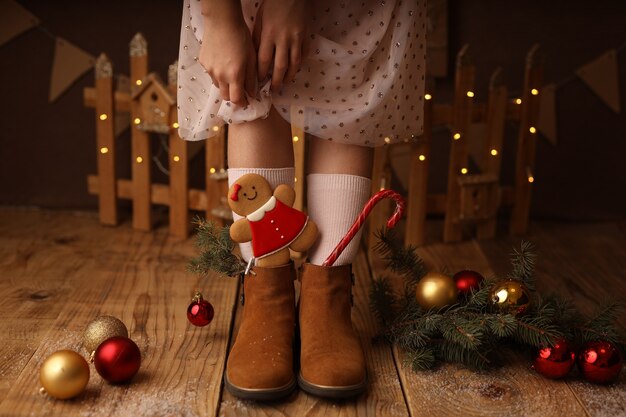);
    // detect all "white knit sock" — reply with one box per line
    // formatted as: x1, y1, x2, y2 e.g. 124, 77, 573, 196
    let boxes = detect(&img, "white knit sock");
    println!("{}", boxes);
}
227, 167, 295, 261
307, 173, 371, 266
